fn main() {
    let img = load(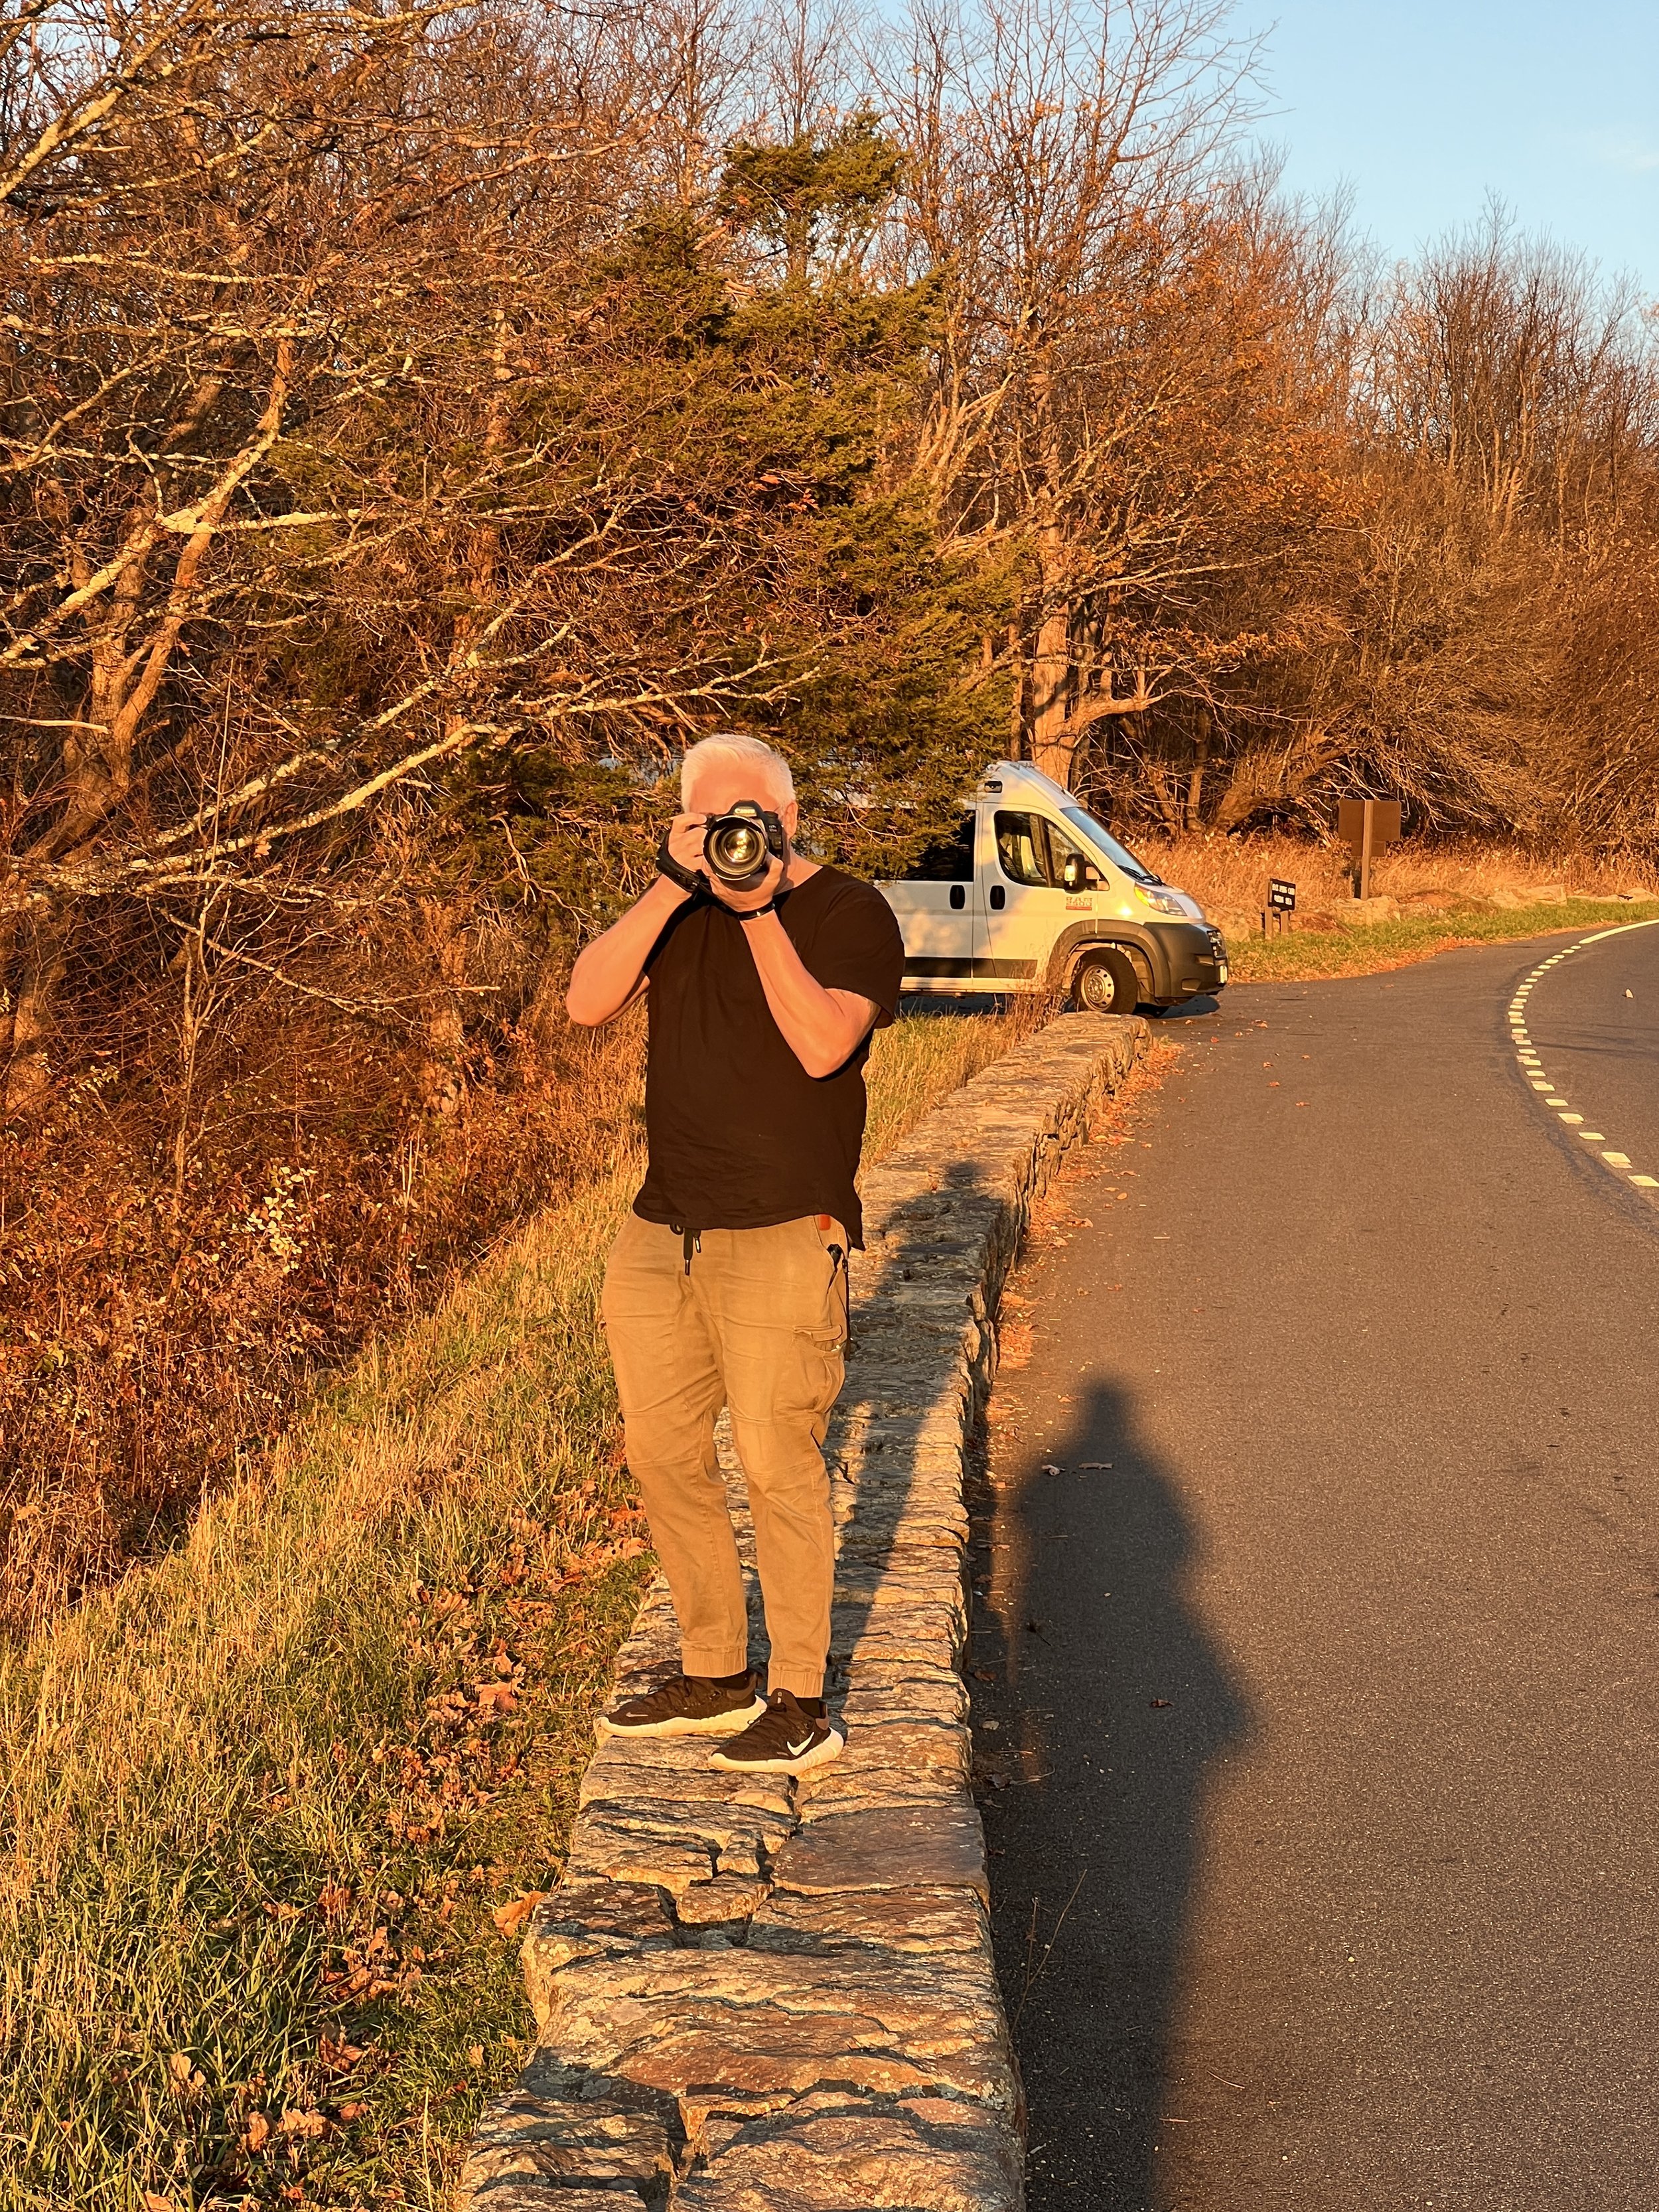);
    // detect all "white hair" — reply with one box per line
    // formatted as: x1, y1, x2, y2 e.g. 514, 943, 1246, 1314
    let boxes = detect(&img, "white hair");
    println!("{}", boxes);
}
680, 732, 795, 810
